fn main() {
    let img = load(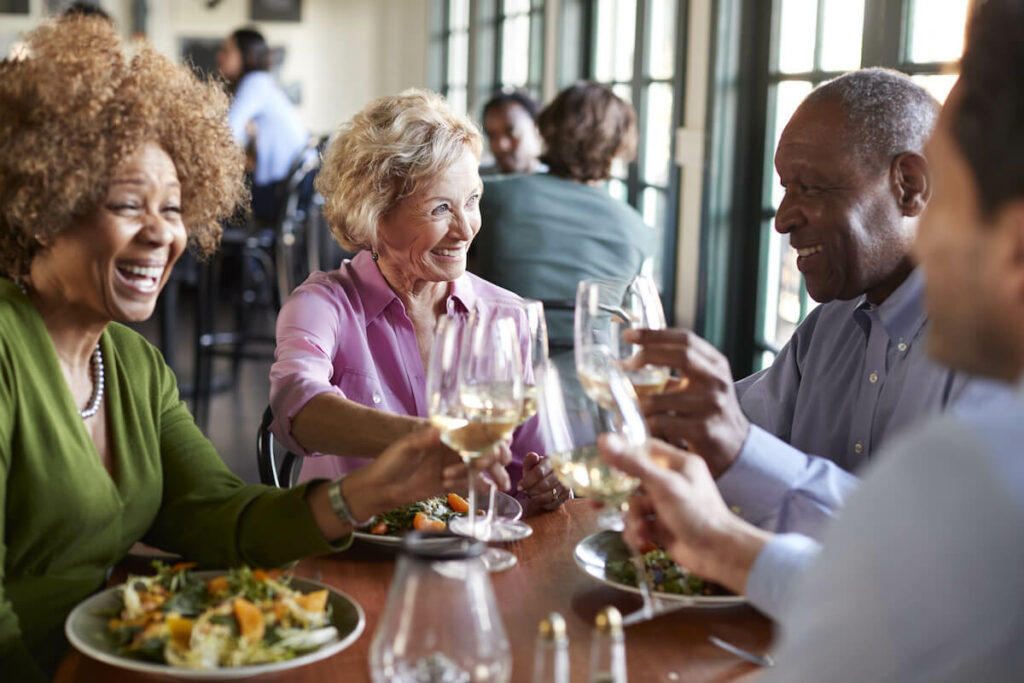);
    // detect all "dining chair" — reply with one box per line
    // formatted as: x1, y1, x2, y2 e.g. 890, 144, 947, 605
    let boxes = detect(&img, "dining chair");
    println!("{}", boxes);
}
256, 405, 302, 488
539, 298, 575, 353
